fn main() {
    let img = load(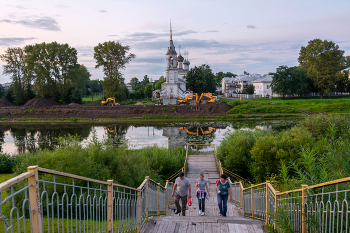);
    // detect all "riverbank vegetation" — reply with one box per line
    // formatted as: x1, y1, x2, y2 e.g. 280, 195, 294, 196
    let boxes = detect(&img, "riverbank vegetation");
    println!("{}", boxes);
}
223, 95, 350, 115
1, 135, 185, 187
217, 114, 350, 189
